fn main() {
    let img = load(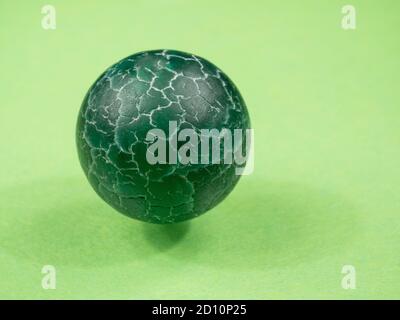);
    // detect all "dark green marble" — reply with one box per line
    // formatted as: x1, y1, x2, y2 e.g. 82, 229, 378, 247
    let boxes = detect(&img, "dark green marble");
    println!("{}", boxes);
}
76, 49, 250, 224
